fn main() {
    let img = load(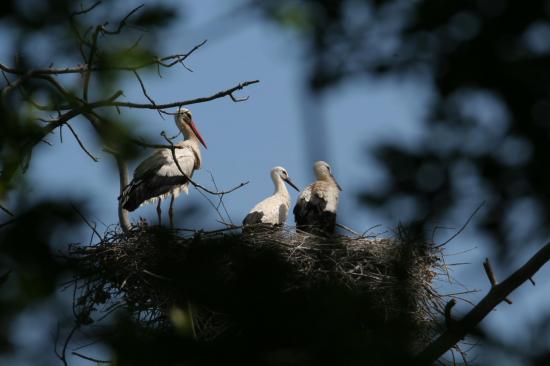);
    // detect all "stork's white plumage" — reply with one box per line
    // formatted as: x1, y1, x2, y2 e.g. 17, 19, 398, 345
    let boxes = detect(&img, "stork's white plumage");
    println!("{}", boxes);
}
119, 108, 207, 226
243, 166, 300, 227
293, 161, 341, 235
